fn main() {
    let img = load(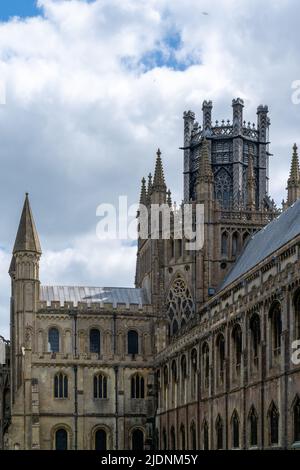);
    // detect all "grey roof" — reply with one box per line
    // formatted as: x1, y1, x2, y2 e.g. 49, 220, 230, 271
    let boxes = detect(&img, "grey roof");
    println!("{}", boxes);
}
220, 198, 300, 290
40, 285, 149, 307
